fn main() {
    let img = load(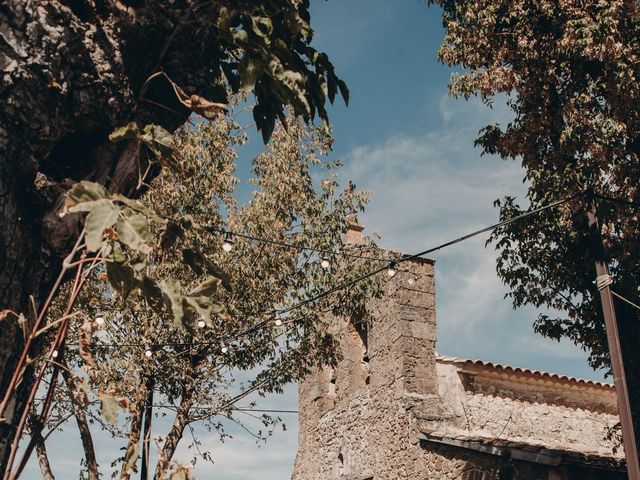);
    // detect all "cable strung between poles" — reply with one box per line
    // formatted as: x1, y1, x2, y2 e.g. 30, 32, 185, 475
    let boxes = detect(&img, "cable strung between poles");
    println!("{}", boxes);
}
80, 192, 581, 349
